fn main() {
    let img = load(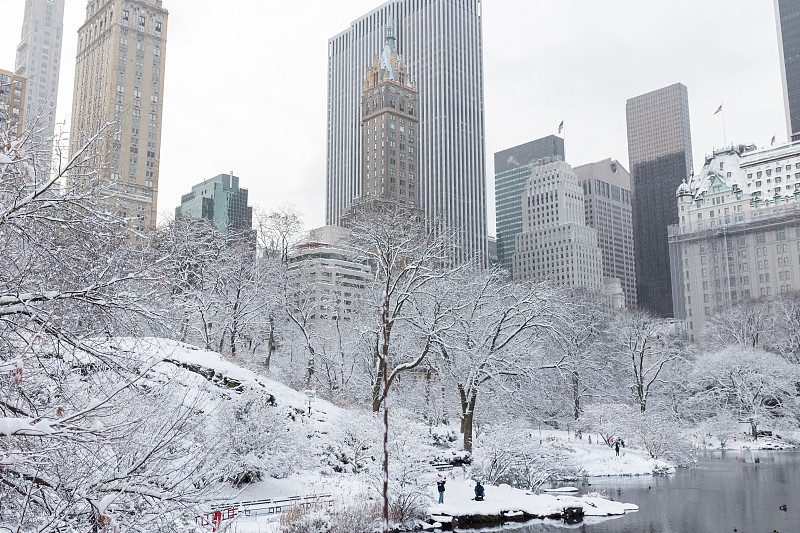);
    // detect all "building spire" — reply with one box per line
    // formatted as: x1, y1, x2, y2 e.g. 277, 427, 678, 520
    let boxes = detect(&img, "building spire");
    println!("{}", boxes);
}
379, 21, 397, 80
386, 20, 396, 51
